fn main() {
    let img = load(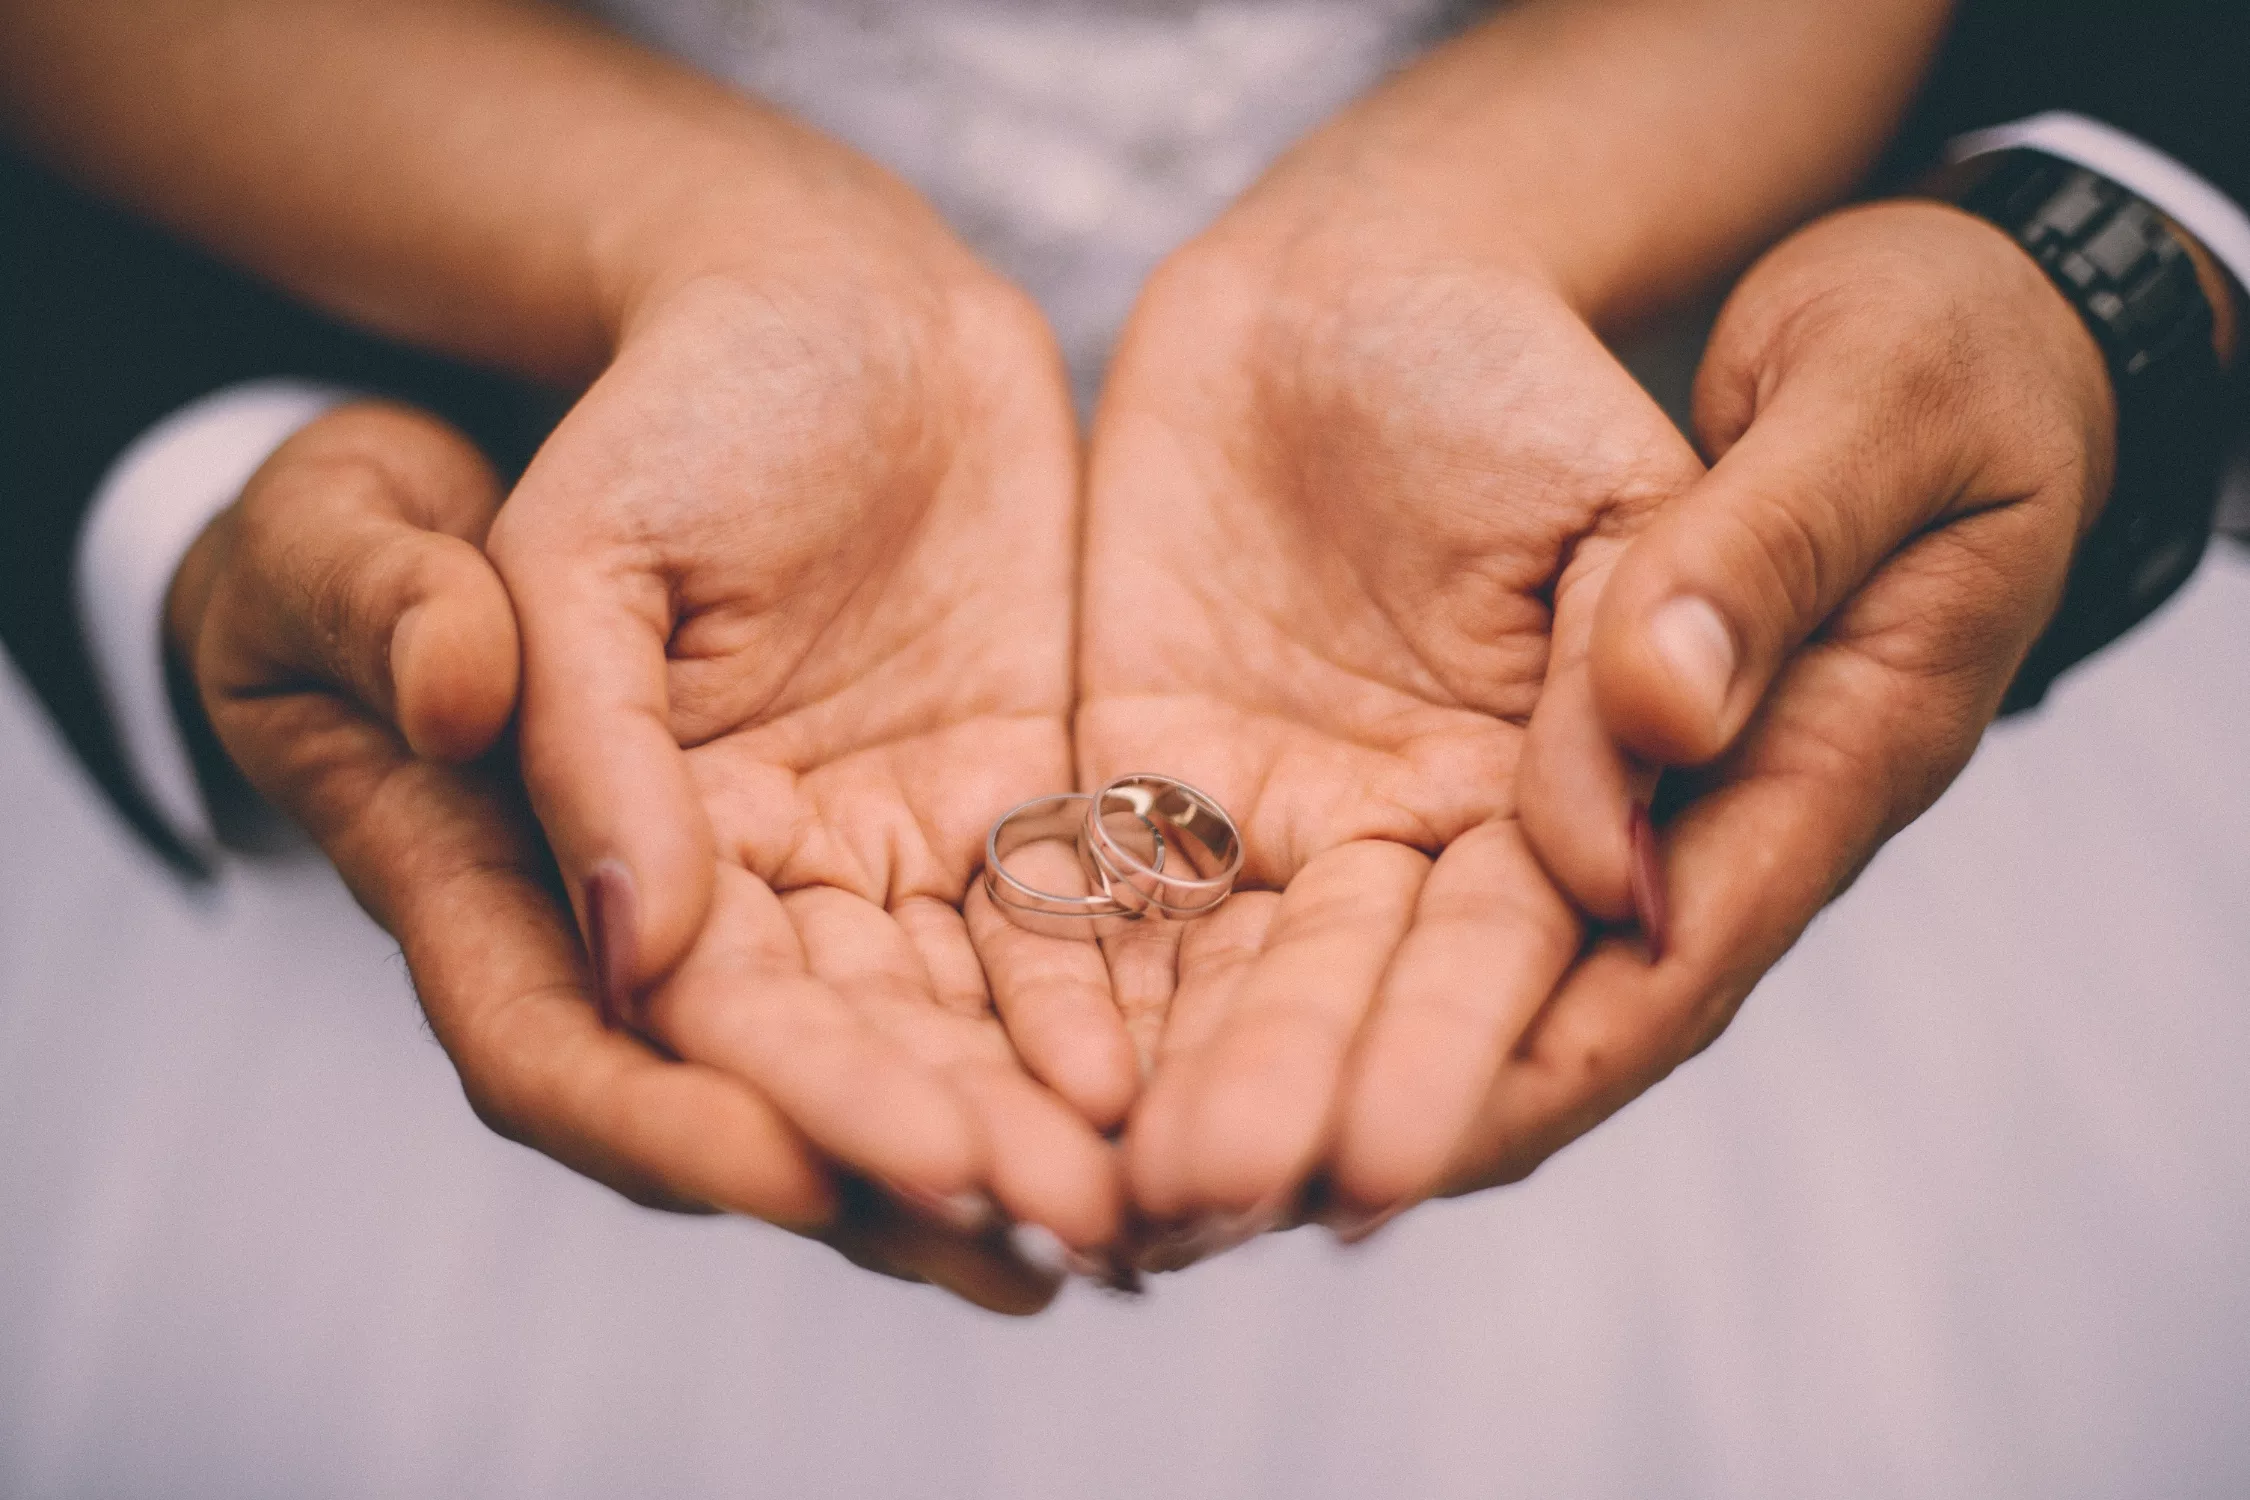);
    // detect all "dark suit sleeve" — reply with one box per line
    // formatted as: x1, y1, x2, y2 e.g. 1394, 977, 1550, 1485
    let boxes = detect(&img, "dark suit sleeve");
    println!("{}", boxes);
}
1882, 1, 2250, 223
1, 147, 558, 871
